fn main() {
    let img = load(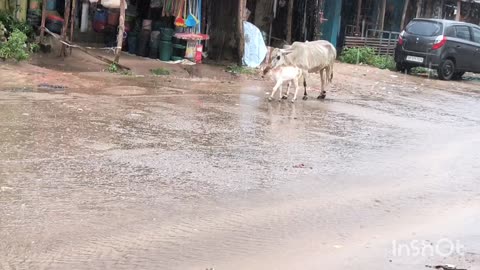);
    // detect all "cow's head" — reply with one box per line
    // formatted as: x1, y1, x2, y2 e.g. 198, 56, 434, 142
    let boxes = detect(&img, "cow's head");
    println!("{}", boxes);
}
270, 48, 293, 68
